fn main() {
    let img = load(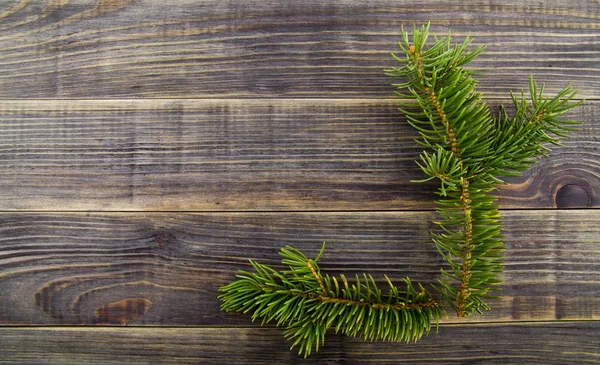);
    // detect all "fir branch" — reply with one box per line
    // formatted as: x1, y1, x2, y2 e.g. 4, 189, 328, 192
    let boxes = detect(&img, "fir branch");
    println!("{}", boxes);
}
386, 23, 582, 317
219, 243, 443, 357
219, 23, 582, 356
